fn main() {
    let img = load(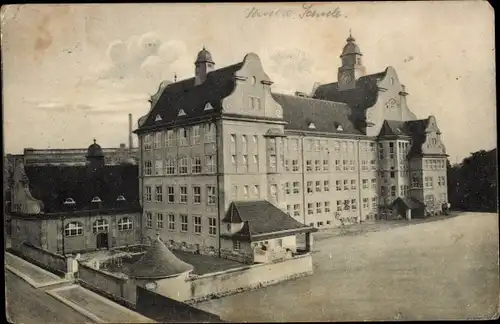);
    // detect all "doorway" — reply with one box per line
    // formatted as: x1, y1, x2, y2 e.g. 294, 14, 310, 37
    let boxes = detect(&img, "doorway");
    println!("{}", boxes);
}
96, 232, 109, 249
